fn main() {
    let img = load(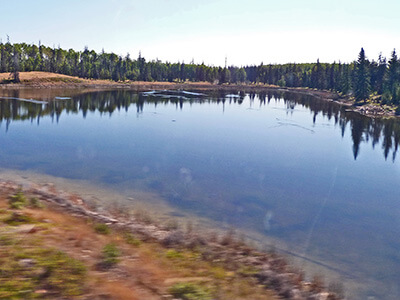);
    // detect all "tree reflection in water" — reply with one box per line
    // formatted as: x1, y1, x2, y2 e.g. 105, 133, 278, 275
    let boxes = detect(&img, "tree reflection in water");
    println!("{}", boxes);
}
1, 89, 400, 161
